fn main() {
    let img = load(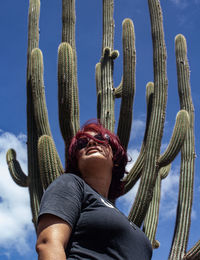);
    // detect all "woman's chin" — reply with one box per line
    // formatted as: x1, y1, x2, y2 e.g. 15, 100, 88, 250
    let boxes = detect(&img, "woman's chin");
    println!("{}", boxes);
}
78, 153, 112, 172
